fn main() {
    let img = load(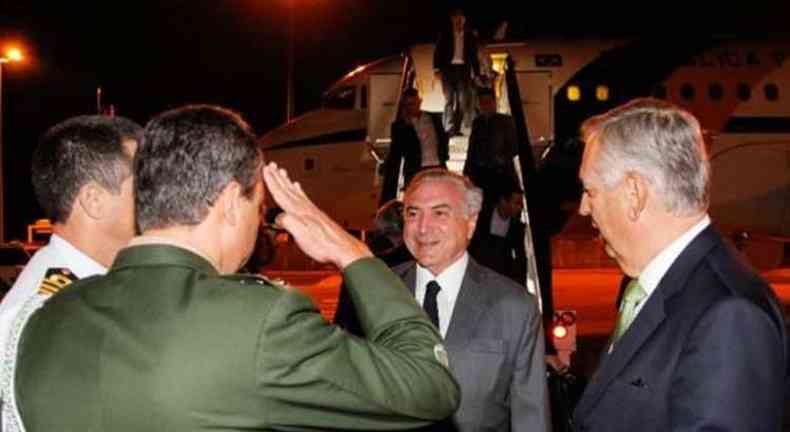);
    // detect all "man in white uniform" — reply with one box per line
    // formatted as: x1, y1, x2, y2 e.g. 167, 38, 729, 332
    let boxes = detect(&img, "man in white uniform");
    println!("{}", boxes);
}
0, 115, 141, 351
